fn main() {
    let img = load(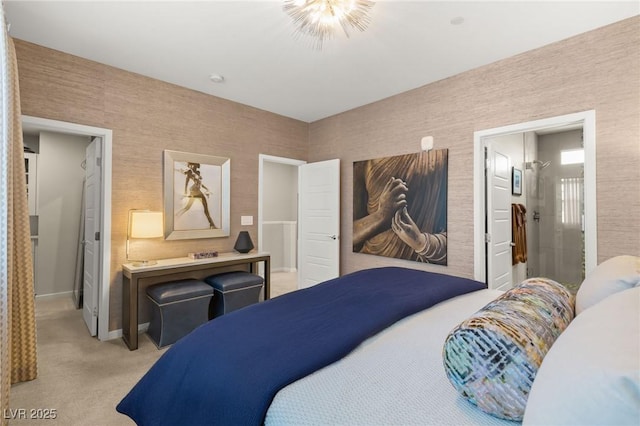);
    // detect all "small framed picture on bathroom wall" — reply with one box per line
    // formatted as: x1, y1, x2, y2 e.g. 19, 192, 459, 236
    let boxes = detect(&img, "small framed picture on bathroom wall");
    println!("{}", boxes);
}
512, 167, 522, 196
